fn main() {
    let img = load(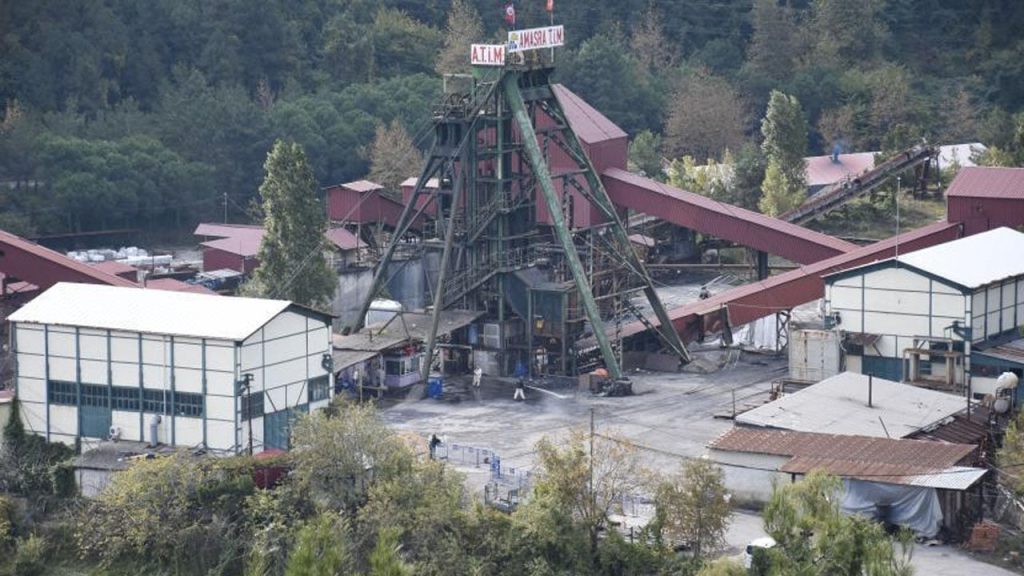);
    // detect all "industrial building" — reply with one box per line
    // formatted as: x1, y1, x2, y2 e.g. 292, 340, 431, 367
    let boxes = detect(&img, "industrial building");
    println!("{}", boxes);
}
9, 282, 334, 453
823, 227, 1024, 395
